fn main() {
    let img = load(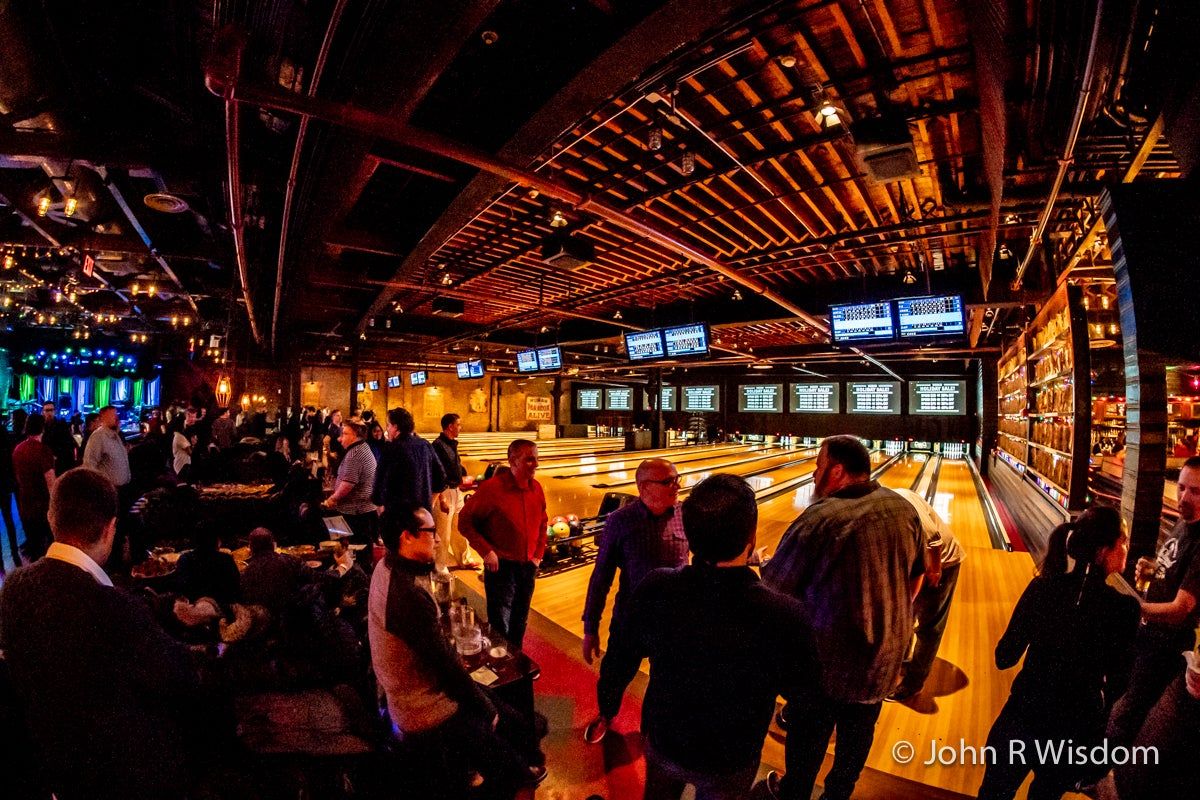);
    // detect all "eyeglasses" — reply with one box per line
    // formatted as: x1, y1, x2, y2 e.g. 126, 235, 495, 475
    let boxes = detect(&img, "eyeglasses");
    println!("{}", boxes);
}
642, 476, 681, 487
